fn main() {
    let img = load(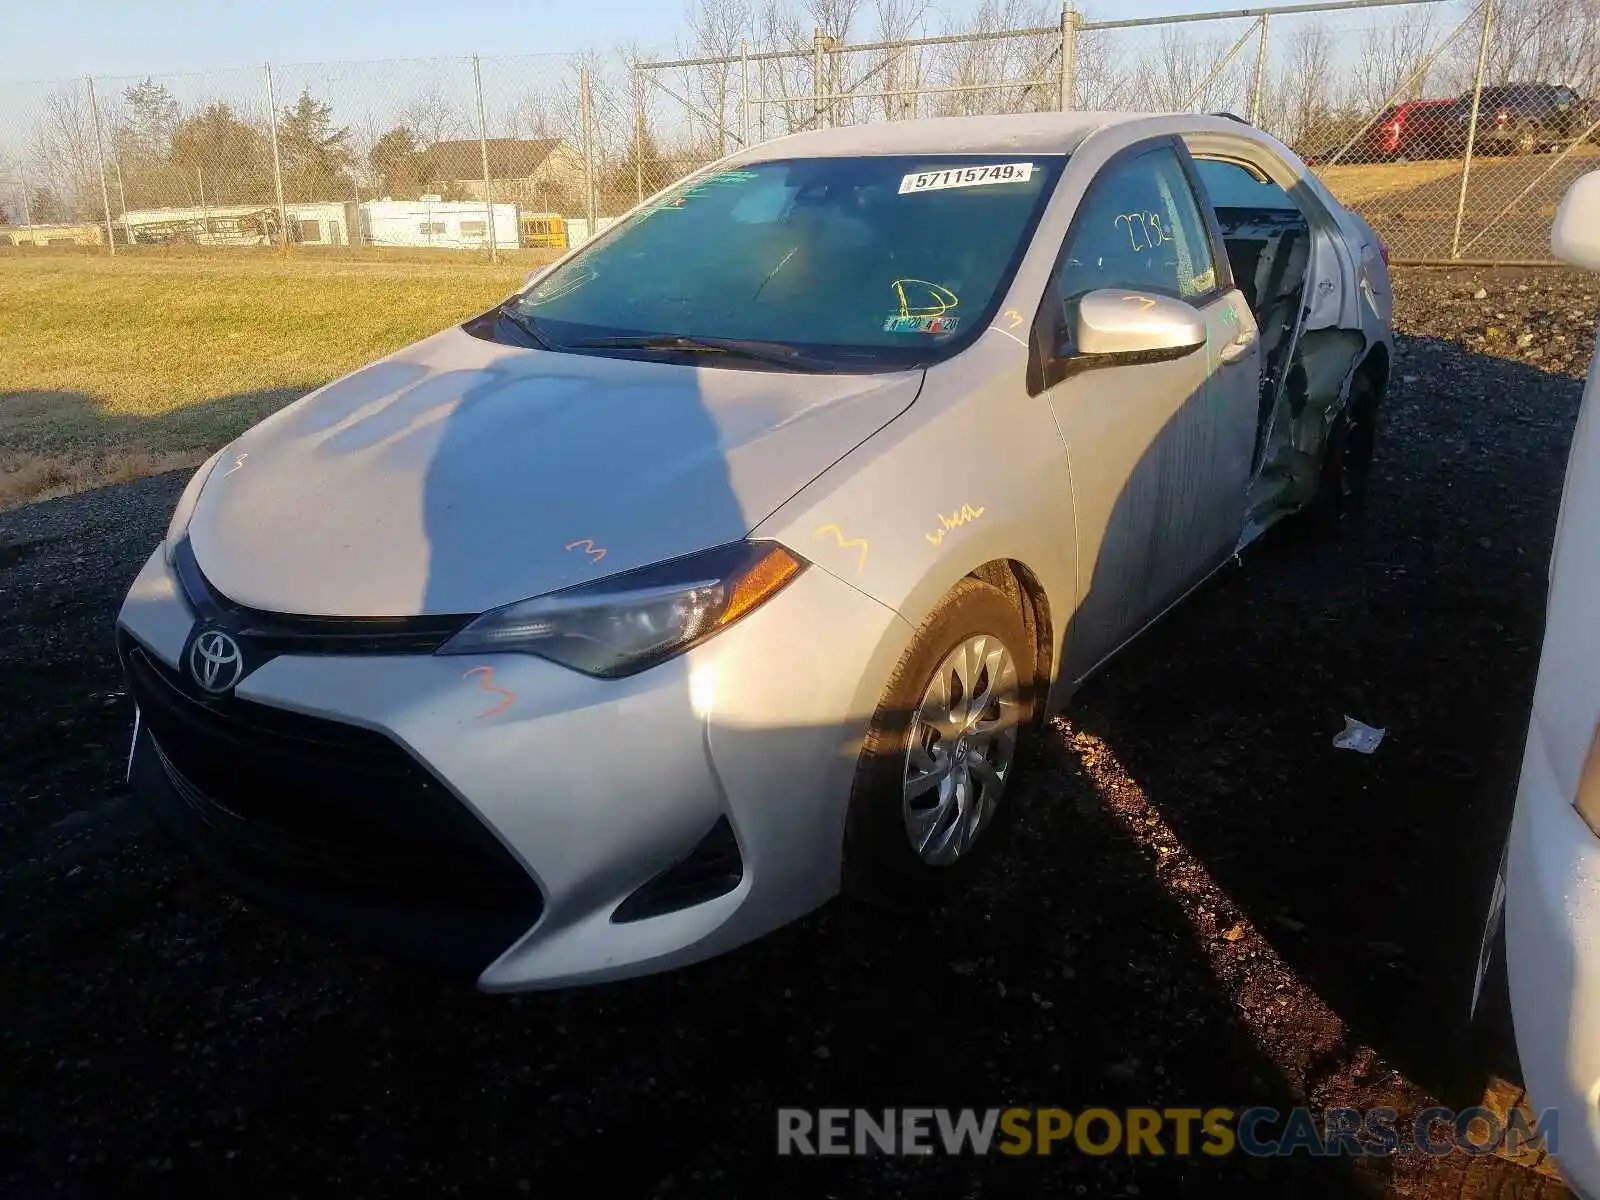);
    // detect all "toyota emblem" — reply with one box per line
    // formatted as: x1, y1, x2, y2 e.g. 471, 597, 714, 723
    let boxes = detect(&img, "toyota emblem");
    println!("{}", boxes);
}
188, 629, 244, 694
